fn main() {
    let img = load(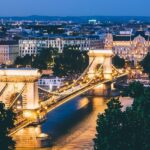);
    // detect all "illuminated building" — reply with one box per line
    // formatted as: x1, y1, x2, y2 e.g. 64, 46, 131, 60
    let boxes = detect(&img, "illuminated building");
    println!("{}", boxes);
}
88, 19, 97, 24
19, 40, 44, 57
19, 35, 102, 56
0, 41, 19, 65
38, 76, 64, 91
104, 29, 150, 65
